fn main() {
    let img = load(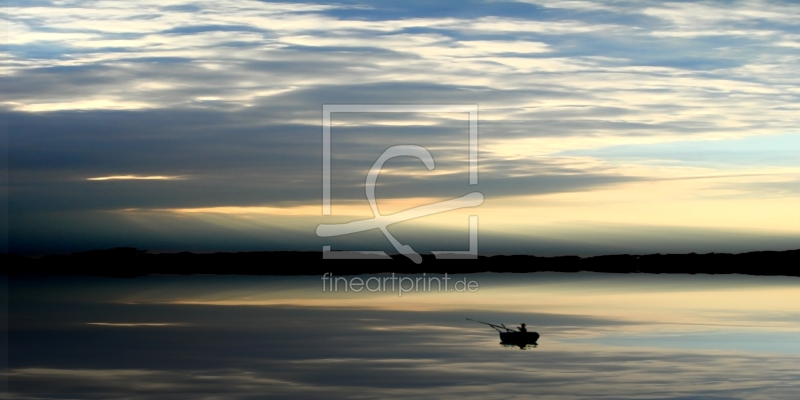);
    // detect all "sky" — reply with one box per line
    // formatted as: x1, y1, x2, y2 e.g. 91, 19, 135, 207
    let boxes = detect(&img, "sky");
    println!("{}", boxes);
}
9, 273, 800, 398
4, 0, 800, 255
